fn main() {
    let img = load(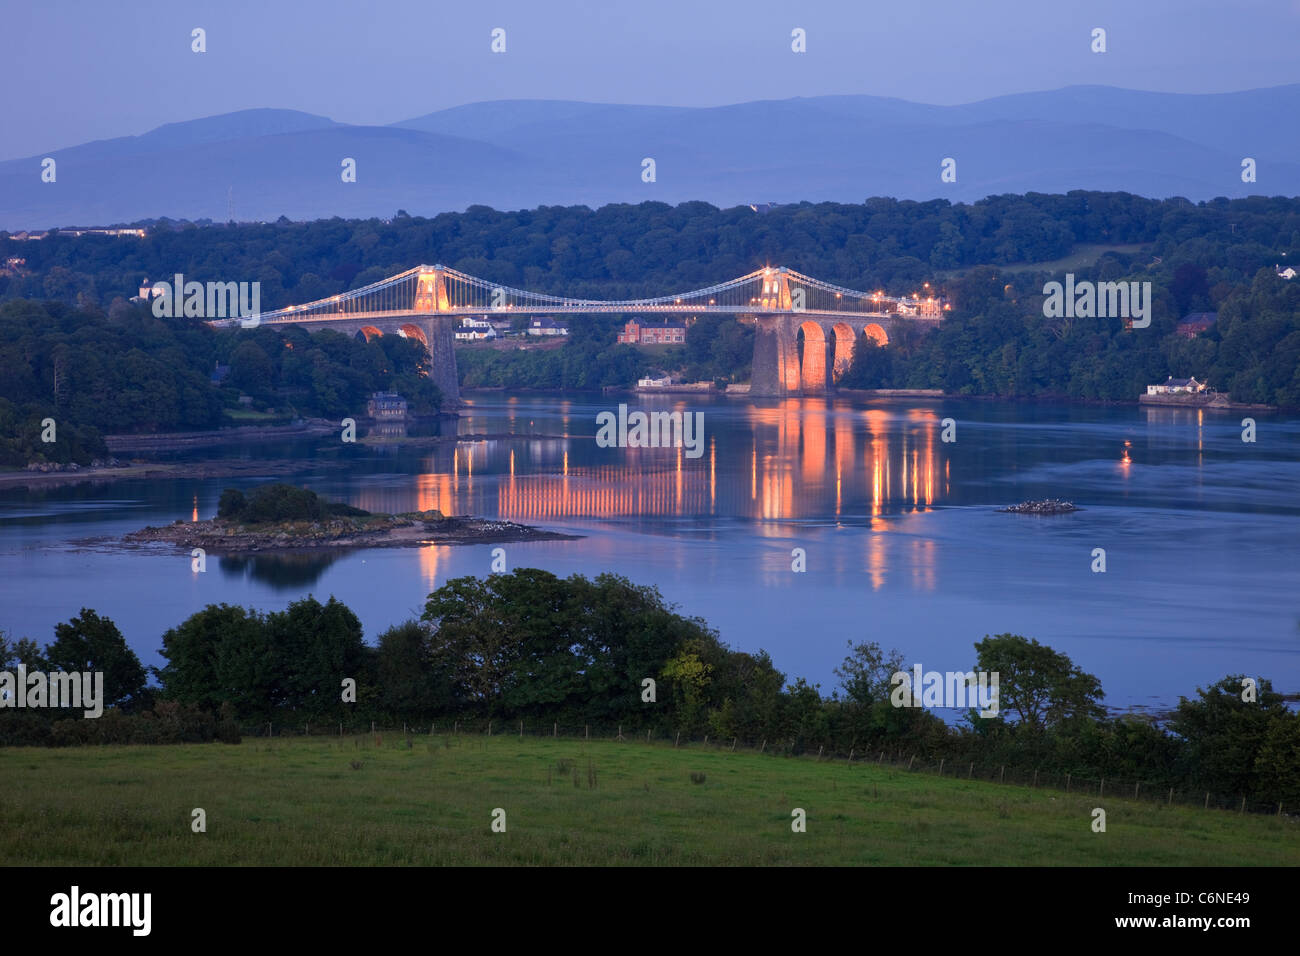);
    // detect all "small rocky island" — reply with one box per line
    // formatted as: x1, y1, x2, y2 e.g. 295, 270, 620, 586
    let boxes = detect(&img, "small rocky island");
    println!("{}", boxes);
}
998, 499, 1082, 515
126, 483, 578, 553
